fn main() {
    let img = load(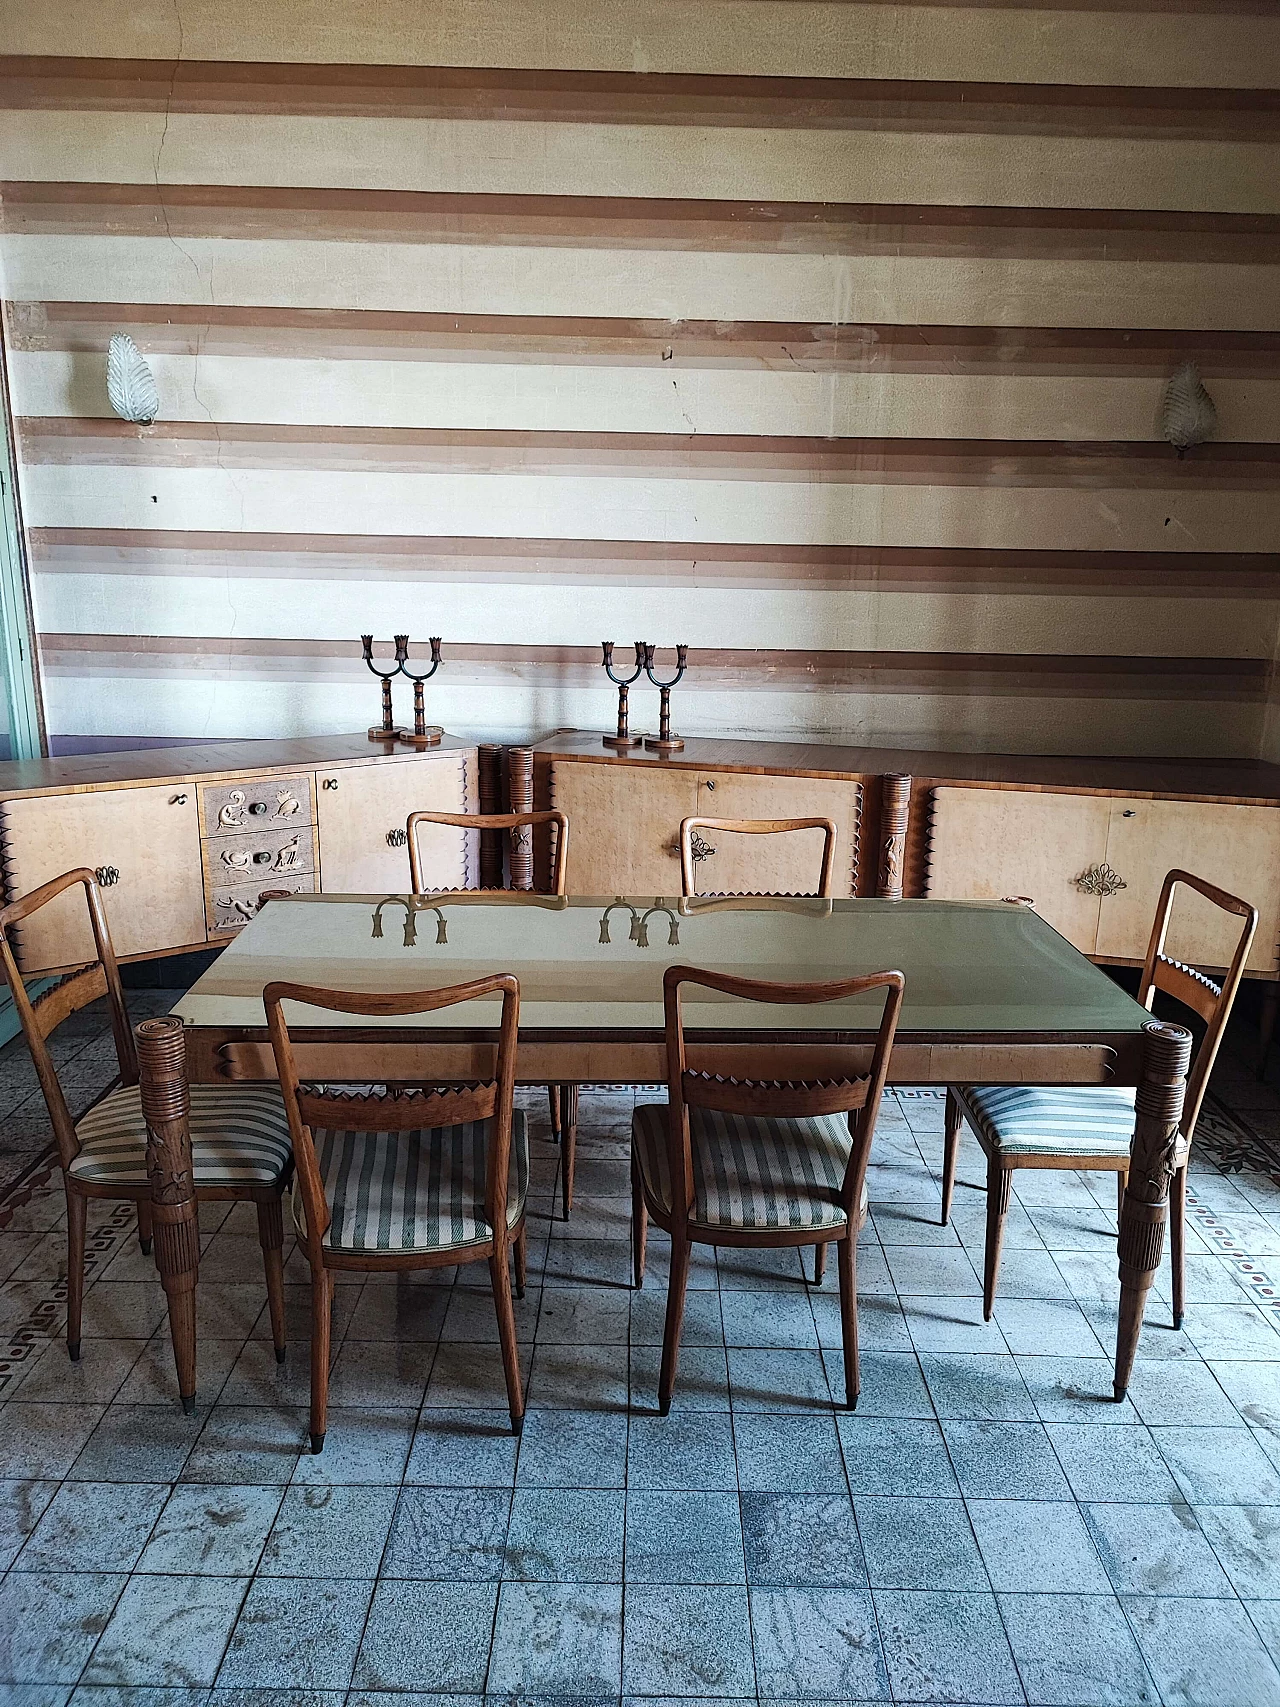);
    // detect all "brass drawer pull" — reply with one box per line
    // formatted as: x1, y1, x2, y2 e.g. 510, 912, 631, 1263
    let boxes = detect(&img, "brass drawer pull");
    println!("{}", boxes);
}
1075, 862, 1127, 897
94, 865, 120, 888
170, 793, 187, 805
322, 778, 338, 790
